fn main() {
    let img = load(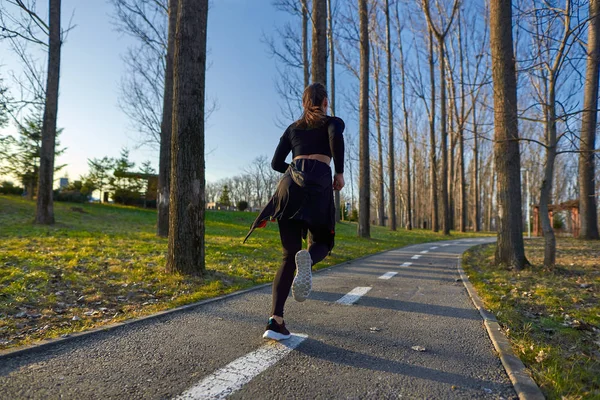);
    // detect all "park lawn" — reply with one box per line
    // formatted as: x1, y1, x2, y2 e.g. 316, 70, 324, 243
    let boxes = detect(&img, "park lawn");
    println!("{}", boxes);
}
1, 194, 489, 350
462, 239, 600, 400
